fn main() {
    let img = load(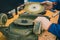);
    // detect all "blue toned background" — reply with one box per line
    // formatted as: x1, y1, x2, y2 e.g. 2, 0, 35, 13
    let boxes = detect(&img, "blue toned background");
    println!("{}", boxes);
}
28, 0, 56, 2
